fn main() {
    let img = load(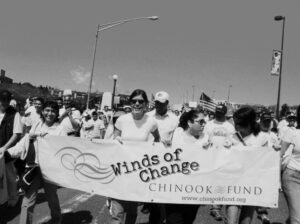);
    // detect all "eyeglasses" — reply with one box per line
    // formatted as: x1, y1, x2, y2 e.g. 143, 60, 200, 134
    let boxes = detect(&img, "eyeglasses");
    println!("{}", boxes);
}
195, 119, 206, 125
131, 99, 145, 104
